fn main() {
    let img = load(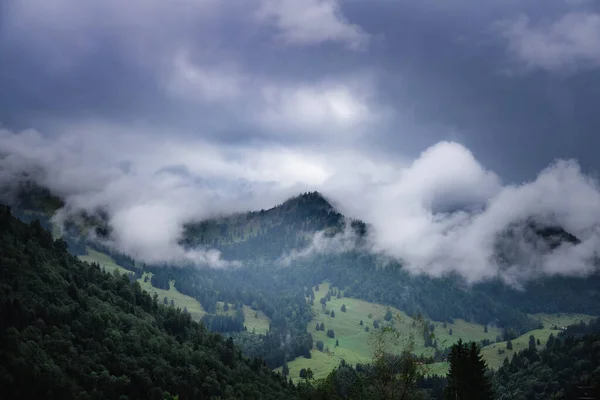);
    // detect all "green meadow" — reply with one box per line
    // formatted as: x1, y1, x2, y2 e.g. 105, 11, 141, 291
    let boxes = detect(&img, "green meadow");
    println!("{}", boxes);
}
282, 282, 502, 381
215, 301, 271, 334
137, 272, 207, 321
481, 313, 595, 370
79, 248, 135, 276
78, 249, 207, 321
